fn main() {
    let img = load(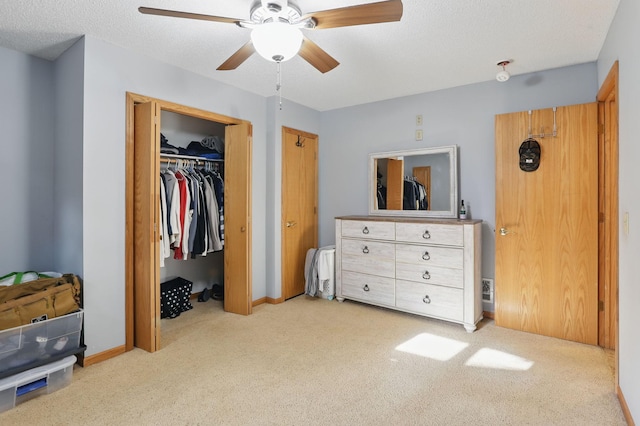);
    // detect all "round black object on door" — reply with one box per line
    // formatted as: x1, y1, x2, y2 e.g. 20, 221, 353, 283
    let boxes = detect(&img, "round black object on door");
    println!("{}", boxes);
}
519, 138, 541, 172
